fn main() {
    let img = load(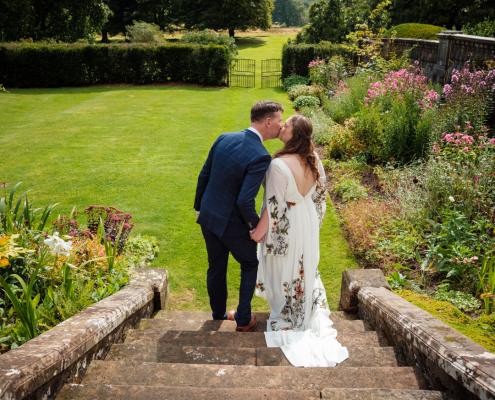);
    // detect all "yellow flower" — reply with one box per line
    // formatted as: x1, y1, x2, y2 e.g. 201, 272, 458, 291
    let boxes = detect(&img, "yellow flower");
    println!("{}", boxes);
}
0, 236, 9, 246
0, 258, 10, 268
